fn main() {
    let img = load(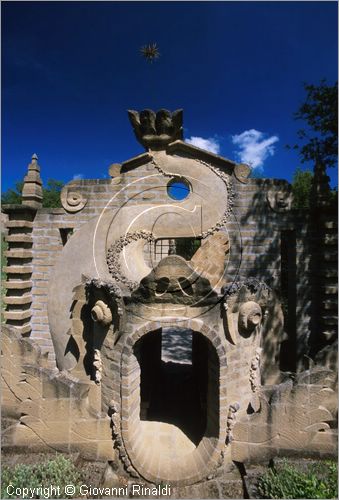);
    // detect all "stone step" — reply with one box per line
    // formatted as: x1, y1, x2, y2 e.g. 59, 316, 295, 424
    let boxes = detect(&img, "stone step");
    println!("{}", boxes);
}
3, 266, 33, 274
322, 285, 338, 295
323, 329, 338, 340
324, 234, 337, 245
4, 295, 32, 305
323, 252, 338, 262
316, 268, 337, 278
323, 221, 337, 230
4, 310, 32, 321
5, 234, 33, 243
321, 316, 338, 326
3, 280, 33, 289
11, 324, 32, 336
322, 300, 338, 310
5, 249, 33, 259
6, 221, 33, 229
